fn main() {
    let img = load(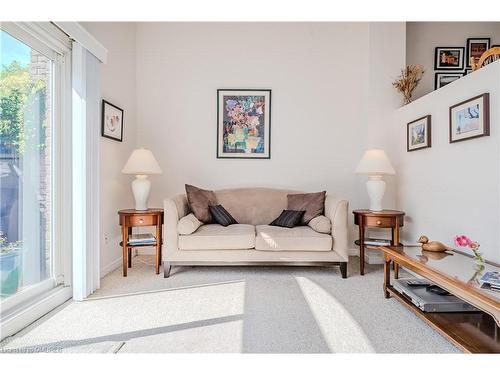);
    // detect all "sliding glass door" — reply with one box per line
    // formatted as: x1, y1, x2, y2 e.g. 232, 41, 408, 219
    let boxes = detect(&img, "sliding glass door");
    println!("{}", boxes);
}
0, 29, 54, 299
0, 23, 71, 317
